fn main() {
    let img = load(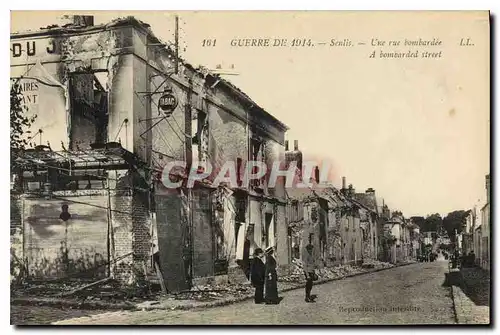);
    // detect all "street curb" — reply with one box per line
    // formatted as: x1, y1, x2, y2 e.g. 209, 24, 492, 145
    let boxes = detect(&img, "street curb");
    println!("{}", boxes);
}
10, 296, 137, 311
447, 264, 460, 324
11, 262, 416, 312
450, 285, 461, 324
